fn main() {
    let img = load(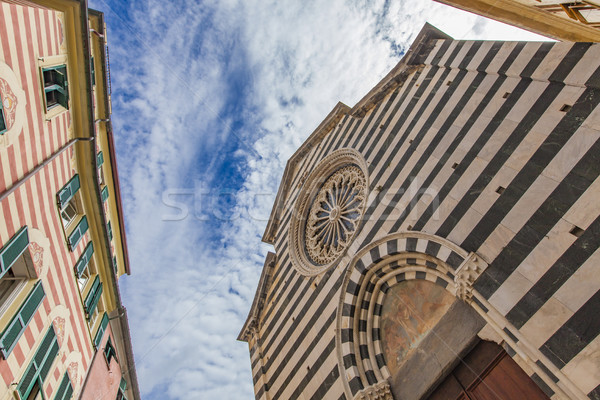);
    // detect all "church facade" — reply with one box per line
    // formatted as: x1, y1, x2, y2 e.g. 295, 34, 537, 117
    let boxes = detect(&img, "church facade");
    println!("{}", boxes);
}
239, 25, 600, 400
